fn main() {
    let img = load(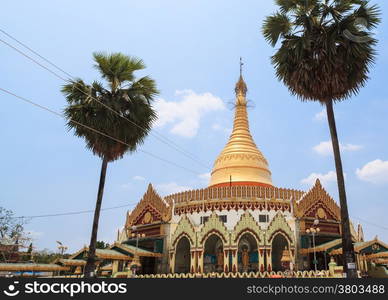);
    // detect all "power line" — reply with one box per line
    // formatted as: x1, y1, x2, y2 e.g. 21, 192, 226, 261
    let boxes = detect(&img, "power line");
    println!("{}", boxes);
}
15, 204, 137, 219
0, 35, 209, 168
351, 216, 388, 231
0, 28, 73, 78
0, 87, 201, 175
0, 30, 211, 169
